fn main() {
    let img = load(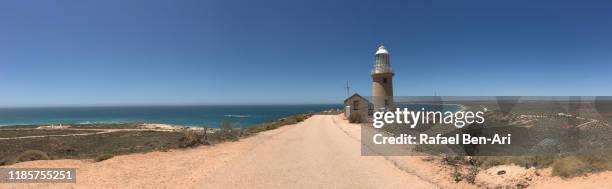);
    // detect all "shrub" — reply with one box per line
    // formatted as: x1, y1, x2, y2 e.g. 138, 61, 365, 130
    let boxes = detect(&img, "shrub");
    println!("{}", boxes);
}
294, 113, 312, 122
8, 150, 50, 164
179, 130, 202, 148
465, 165, 479, 184
201, 127, 210, 145
220, 121, 233, 131
443, 155, 463, 166
552, 156, 591, 177
451, 166, 462, 183
219, 121, 241, 141
245, 113, 313, 134
94, 154, 114, 162
348, 112, 363, 123
578, 155, 612, 172
472, 155, 556, 169
0, 157, 11, 166
266, 124, 279, 130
